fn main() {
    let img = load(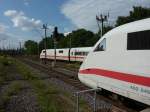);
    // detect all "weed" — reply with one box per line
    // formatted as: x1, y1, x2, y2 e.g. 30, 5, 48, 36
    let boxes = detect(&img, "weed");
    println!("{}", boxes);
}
15, 61, 39, 80
1, 81, 23, 107
15, 59, 91, 112
0, 56, 12, 66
